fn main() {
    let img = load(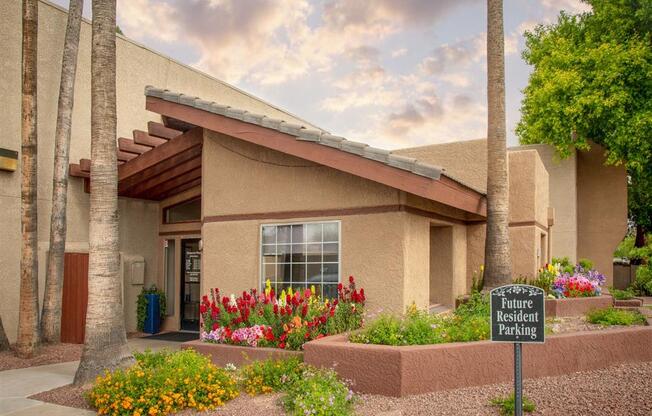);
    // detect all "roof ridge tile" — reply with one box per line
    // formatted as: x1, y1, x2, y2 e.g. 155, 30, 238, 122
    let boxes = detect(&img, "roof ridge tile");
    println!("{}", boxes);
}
143, 86, 453, 182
